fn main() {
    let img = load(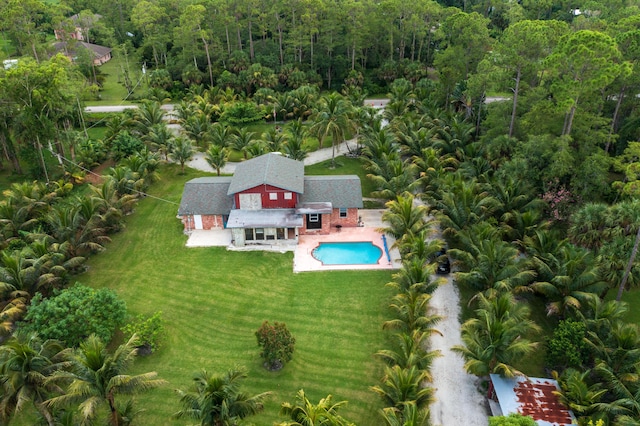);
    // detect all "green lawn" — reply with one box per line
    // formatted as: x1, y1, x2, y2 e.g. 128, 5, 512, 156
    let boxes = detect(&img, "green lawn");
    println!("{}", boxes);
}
36, 164, 392, 425
607, 287, 640, 324
85, 52, 143, 105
